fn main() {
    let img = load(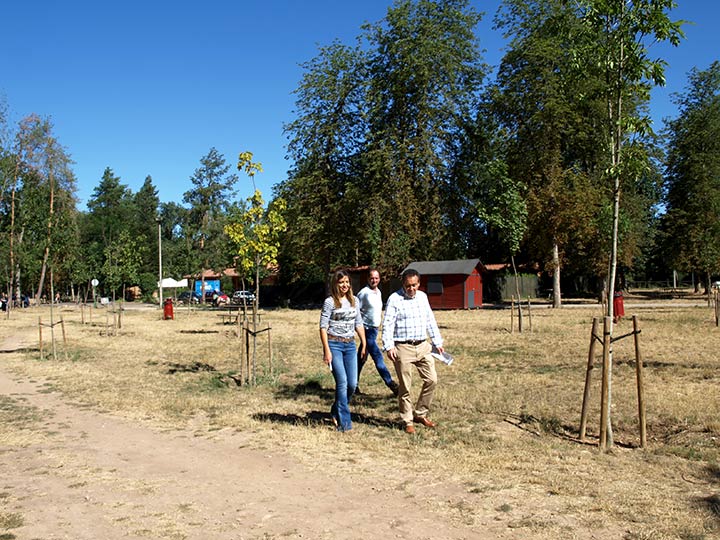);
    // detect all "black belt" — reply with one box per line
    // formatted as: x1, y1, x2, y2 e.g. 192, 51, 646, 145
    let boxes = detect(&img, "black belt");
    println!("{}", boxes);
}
396, 340, 425, 346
